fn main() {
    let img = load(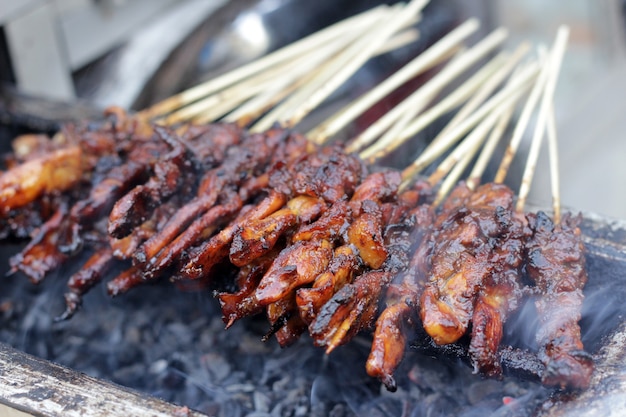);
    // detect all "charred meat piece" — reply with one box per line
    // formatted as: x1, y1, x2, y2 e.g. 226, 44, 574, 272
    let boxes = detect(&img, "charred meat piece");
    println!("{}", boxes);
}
60, 246, 117, 320
107, 125, 198, 238
366, 203, 433, 391
0, 146, 83, 214
525, 211, 593, 389
181, 191, 288, 282
228, 146, 365, 267
218, 248, 282, 328
229, 195, 325, 267
8, 203, 70, 283
468, 206, 527, 377
133, 126, 309, 269
271, 145, 366, 203
255, 239, 334, 305
420, 182, 517, 346
296, 245, 360, 325
311, 270, 393, 353
142, 191, 243, 280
